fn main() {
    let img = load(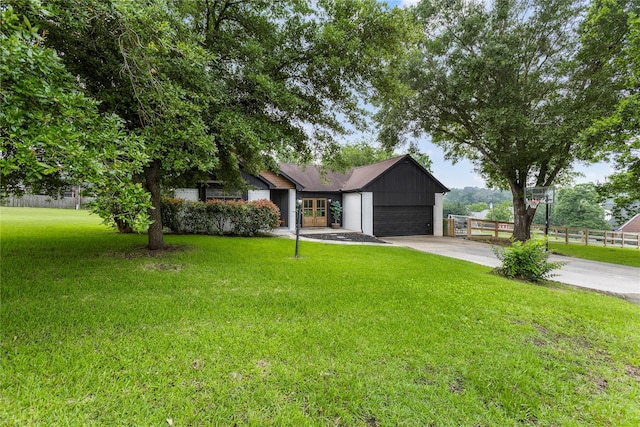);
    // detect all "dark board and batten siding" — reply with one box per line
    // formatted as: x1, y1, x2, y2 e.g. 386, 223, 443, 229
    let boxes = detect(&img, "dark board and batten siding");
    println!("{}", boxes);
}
270, 189, 290, 227
241, 170, 271, 190
363, 159, 443, 206
363, 159, 444, 236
